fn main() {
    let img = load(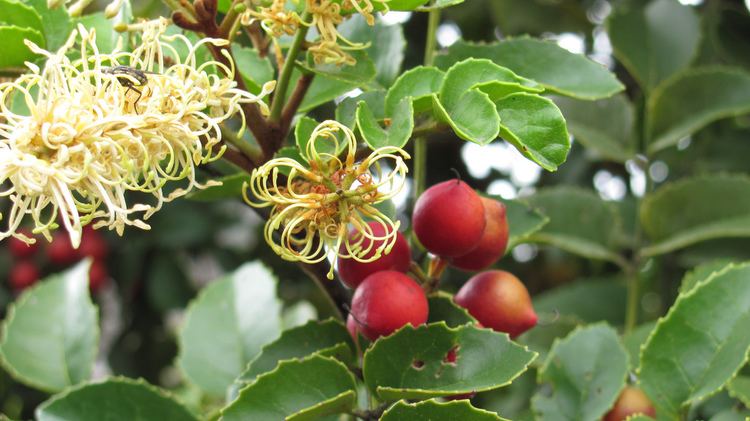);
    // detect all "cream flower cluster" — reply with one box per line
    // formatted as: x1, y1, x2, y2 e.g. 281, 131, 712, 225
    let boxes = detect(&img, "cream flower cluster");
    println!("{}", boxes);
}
244, 120, 409, 278
242, 0, 387, 65
0, 18, 274, 247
